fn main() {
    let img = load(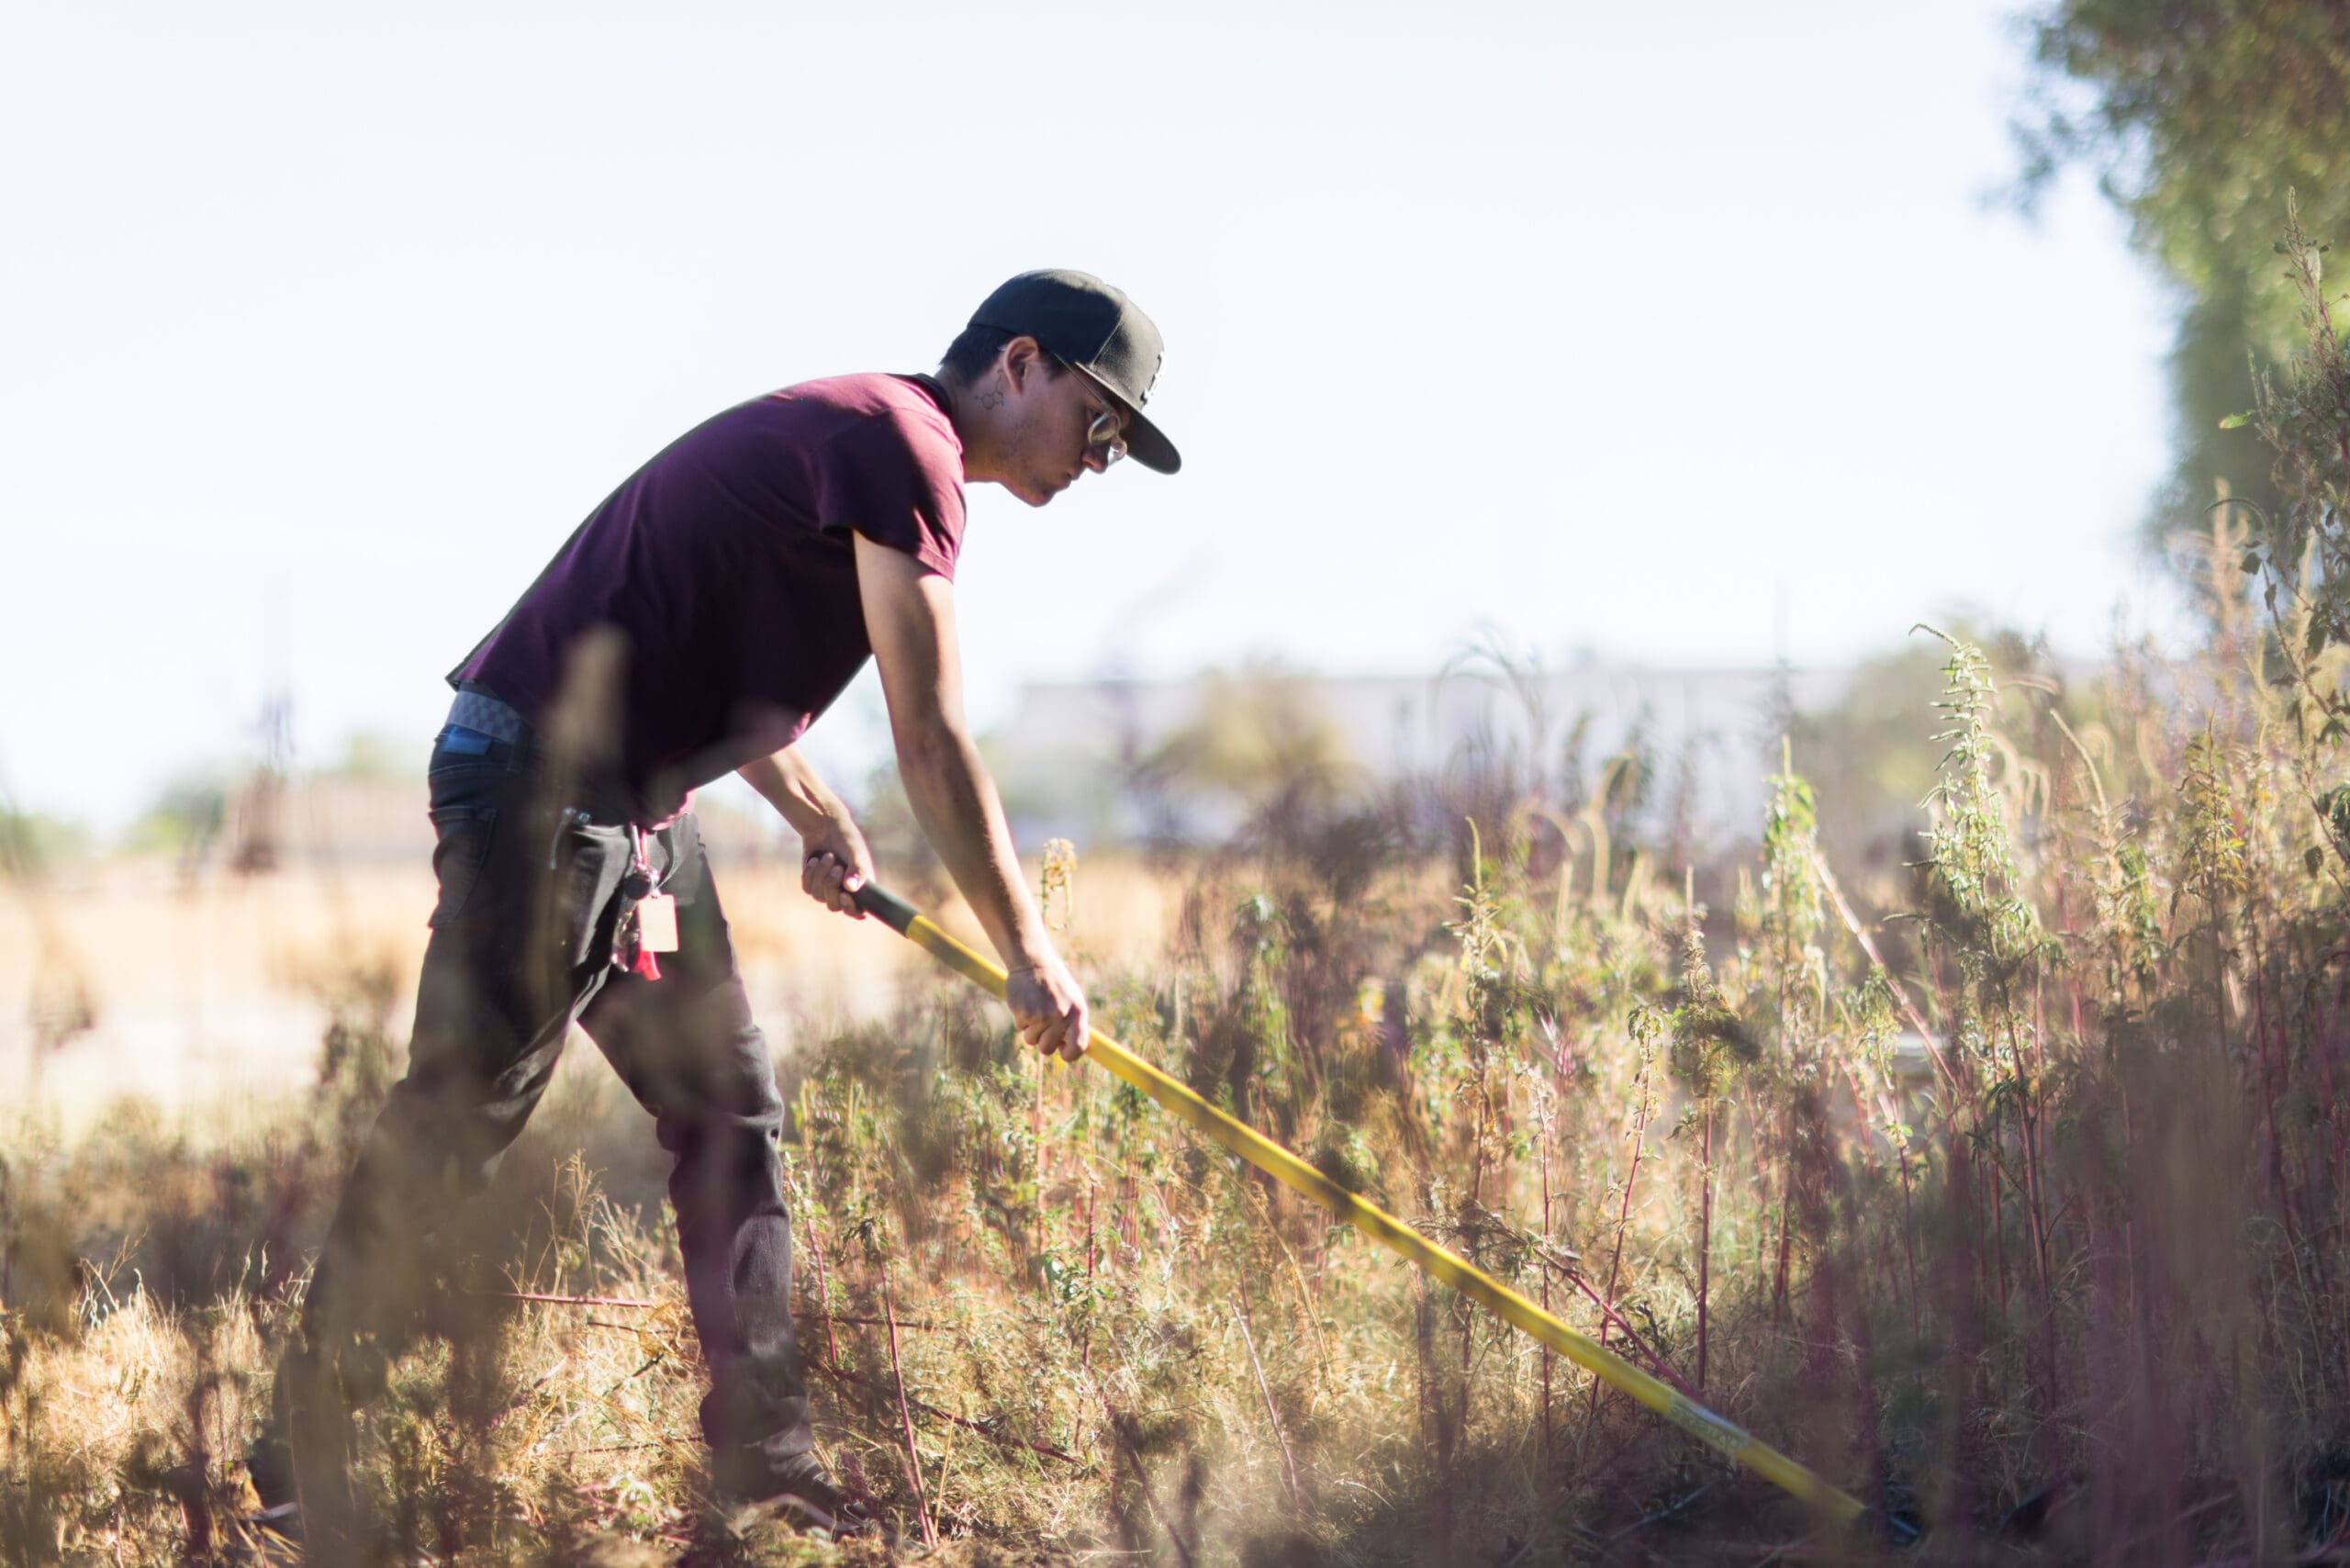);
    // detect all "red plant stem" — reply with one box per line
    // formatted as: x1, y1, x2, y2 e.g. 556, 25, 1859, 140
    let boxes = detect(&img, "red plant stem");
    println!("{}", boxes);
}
1772, 1122, 1793, 1326
1460, 1079, 1490, 1431
1542, 1261, 1699, 1398
1773, 928, 1794, 1328
2022, 1090, 2052, 1293
2319, 980, 2349, 1406
801, 1310, 940, 1330
2276, 976, 2310, 1241
2022, 991, 2056, 1260
1970, 1135, 1989, 1321
1080, 1168, 1099, 1383
808, 1240, 839, 1364
1991, 1156, 2010, 1329
1033, 1064, 1048, 1261
1539, 1124, 1554, 1472
879, 1258, 938, 1549
1414, 1272, 1436, 1460
1085, 1171, 1099, 1280
1696, 1094, 1714, 1394
1940, 1134, 1986, 1528
2249, 942, 2287, 1221
496, 1293, 943, 1332
2255, 945, 2304, 1249
2002, 1016, 2059, 1423
2121, 1084, 2139, 1325
1588, 1079, 1652, 1423
2330, 979, 2348, 1206
1811, 848, 1959, 1091
782, 1165, 840, 1367
1898, 1148, 1921, 1344
2021, 1095, 2062, 1438
1832, 1051, 1887, 1174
